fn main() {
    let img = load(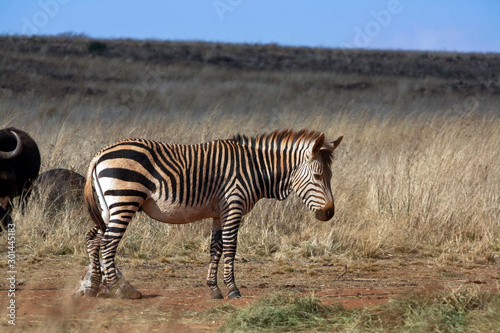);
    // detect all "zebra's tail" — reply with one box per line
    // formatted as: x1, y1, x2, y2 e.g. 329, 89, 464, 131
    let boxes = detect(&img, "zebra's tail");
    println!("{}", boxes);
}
84, 157, 107, 233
